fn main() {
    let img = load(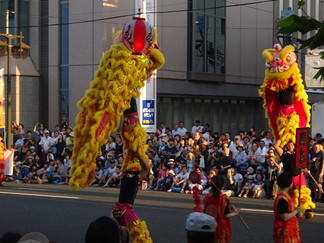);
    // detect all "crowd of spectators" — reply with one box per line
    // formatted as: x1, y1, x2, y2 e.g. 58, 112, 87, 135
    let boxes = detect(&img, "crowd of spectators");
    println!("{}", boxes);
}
4, 120, 324, 203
